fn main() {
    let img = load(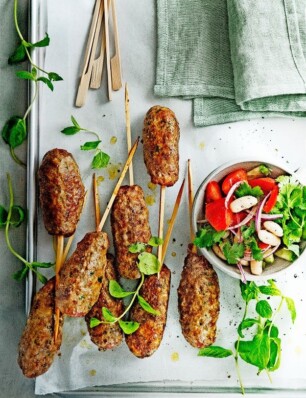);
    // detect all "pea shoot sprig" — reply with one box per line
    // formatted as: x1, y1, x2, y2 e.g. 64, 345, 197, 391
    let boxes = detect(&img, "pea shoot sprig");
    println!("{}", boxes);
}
90, 237, 163, 334
61, 116, 110, 169
198, 280, 296, 394
2, 0, 63, 167
0, 174, 53, 284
